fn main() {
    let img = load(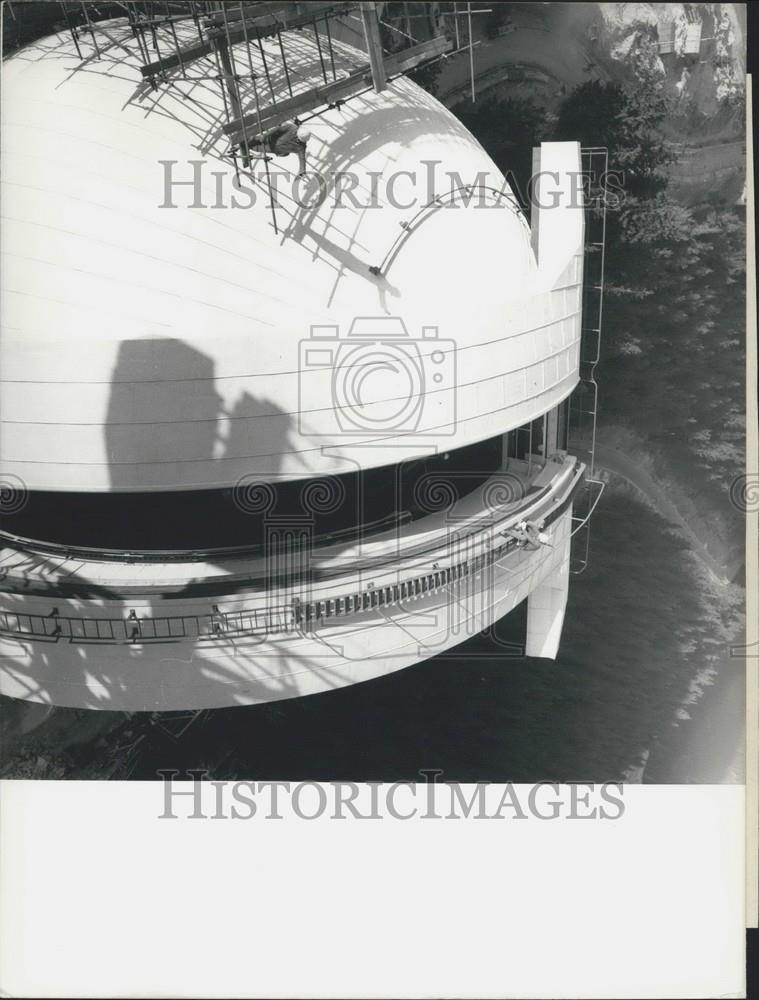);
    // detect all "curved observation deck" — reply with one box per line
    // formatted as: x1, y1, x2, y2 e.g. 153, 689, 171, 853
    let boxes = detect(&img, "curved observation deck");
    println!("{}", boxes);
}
0, 454, 582, 709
